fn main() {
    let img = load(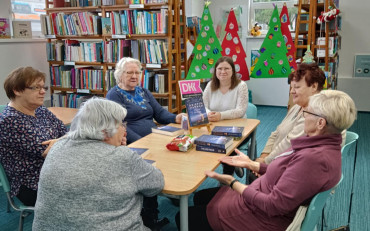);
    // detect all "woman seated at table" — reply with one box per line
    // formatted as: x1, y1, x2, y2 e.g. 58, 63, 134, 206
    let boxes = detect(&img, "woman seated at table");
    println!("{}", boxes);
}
176, 90, 357, 231
203, 56, 248, 176
0, 67, 66, 206
33, 98, 164, 230
203, 56, 248, 122
257, 63, 326, 164
106, 57, 184, 145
